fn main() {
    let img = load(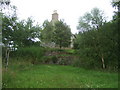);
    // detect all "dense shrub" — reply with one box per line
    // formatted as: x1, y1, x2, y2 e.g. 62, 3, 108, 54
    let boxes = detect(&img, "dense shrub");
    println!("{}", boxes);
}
41, 56, 57, 64
11, 46, 46, 63
73, 21, 118, 71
